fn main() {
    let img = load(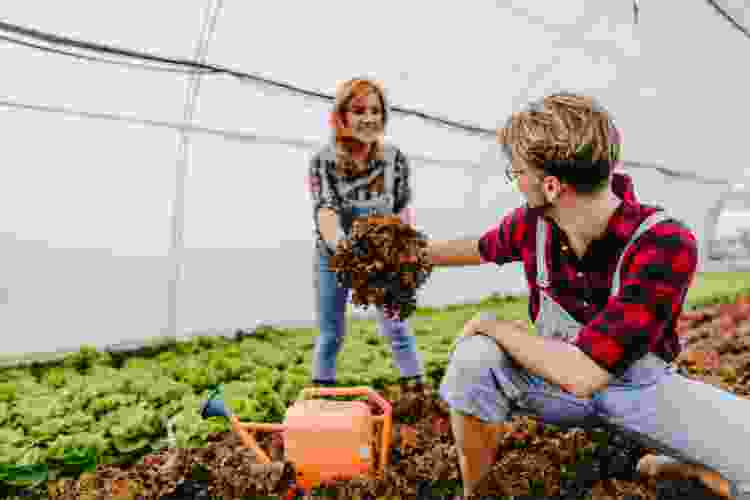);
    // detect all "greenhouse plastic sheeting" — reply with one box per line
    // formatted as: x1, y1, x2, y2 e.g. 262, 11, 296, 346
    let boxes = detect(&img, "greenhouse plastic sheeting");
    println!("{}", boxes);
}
0, 0, 748, 357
